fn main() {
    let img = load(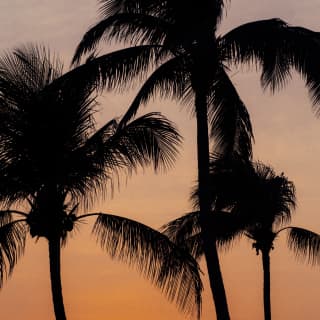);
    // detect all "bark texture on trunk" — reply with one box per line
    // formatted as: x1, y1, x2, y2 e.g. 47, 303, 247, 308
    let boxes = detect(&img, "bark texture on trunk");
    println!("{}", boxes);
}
48, 237, 67, 320
195, 91, 230, 320
262, 249, 271, 320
